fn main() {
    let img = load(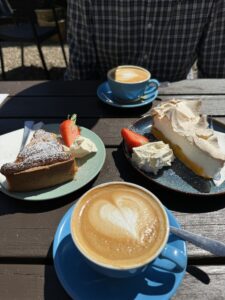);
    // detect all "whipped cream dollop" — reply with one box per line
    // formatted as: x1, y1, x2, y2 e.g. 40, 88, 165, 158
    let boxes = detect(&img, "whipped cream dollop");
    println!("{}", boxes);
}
70, 136, 97, 158
132, 141, 174, 174
150, 99, 225, 162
